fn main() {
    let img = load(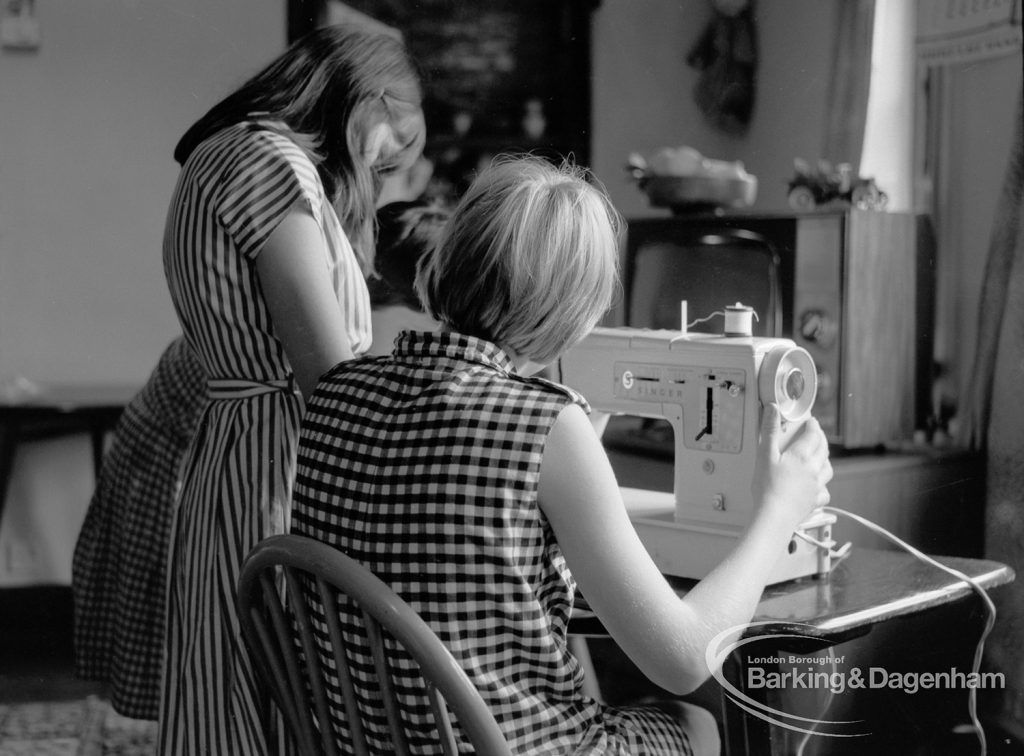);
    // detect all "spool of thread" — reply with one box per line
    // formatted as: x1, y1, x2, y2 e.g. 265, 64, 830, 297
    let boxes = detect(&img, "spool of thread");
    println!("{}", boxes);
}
724, 303, 754, 336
